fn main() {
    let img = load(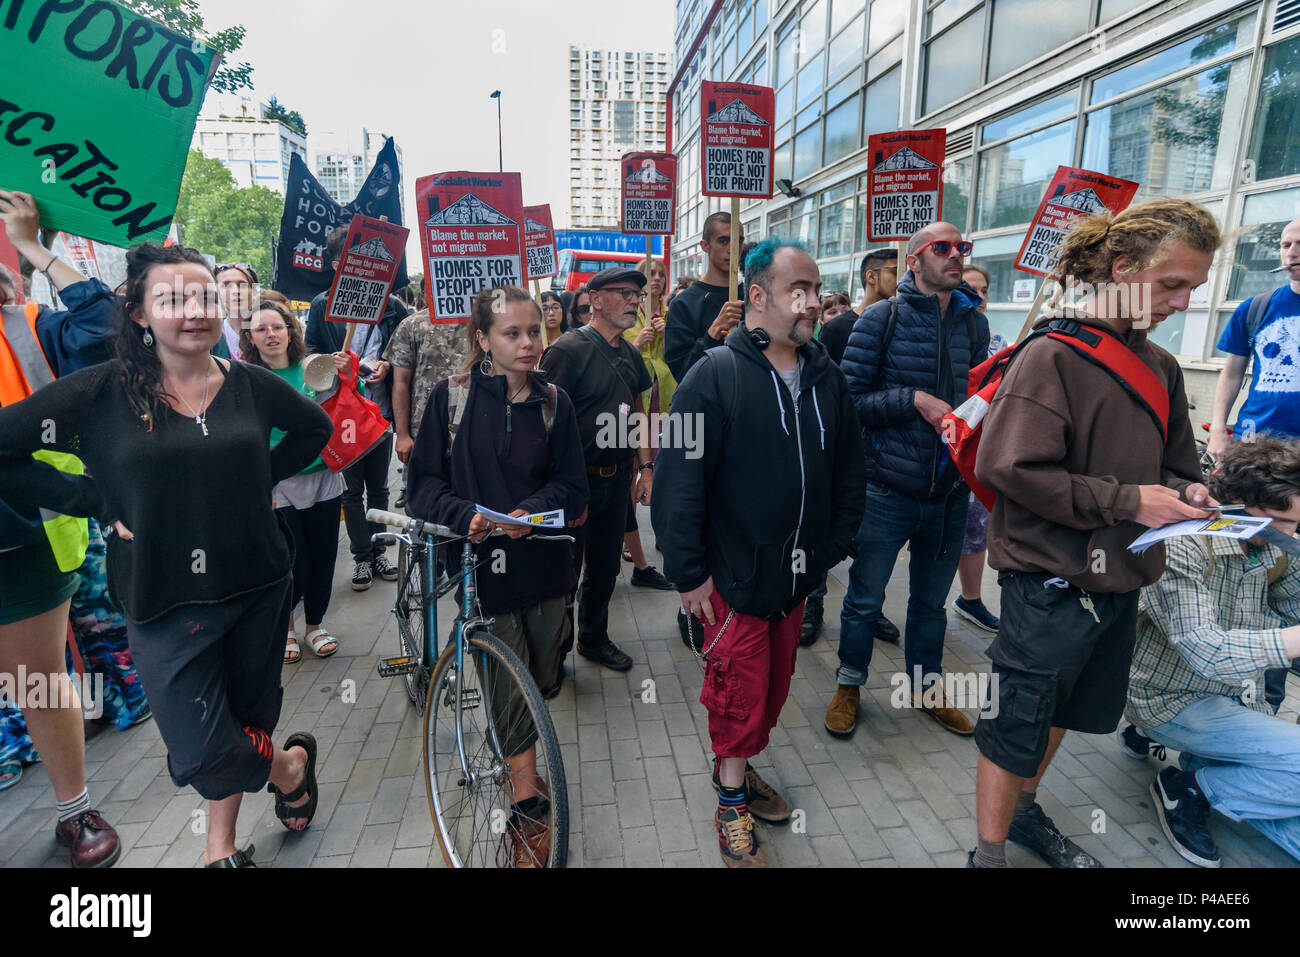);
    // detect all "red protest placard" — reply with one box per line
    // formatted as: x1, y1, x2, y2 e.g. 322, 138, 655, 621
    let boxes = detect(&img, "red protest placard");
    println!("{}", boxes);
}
523, 204, 558, 282
867, 129, 946, 241
1015, 167, 1140, 278
417, 171, 525, 324
324, 215, 411, 325
621, 152, 678, 235
0, 231, 23, 304
701, 81, 774, 199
